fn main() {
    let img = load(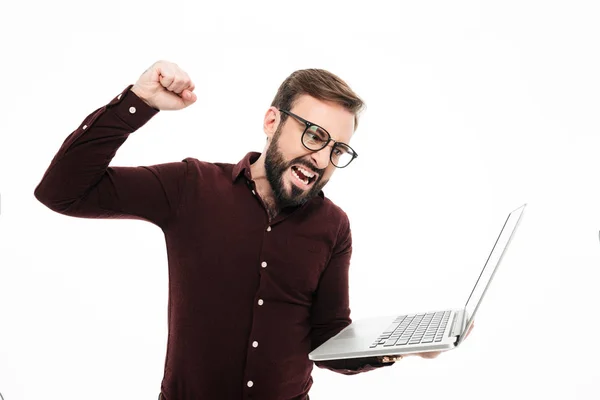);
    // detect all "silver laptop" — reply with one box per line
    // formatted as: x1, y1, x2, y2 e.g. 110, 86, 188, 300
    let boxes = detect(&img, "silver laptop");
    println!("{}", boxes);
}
309, 204, 526, 361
